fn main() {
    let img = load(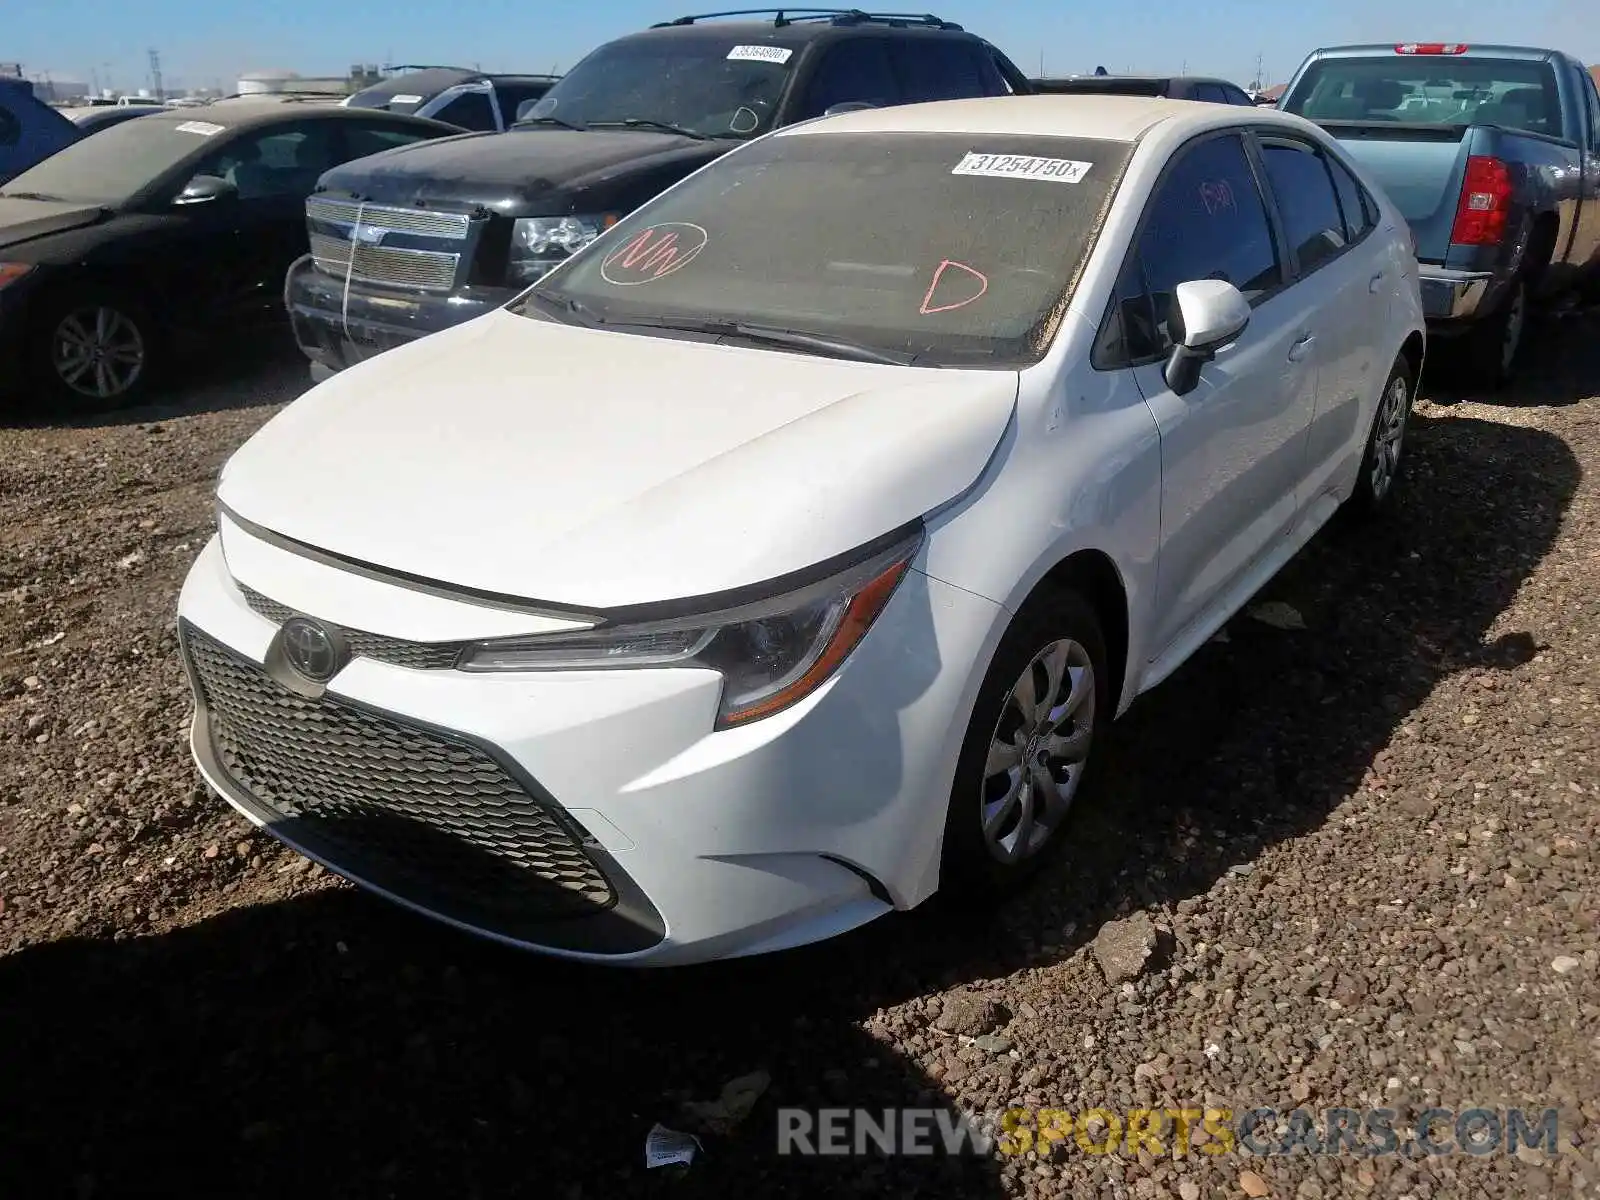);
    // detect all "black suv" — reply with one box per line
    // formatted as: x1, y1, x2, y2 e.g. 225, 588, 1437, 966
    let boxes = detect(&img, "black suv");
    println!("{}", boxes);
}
286, 8, 1030, 377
